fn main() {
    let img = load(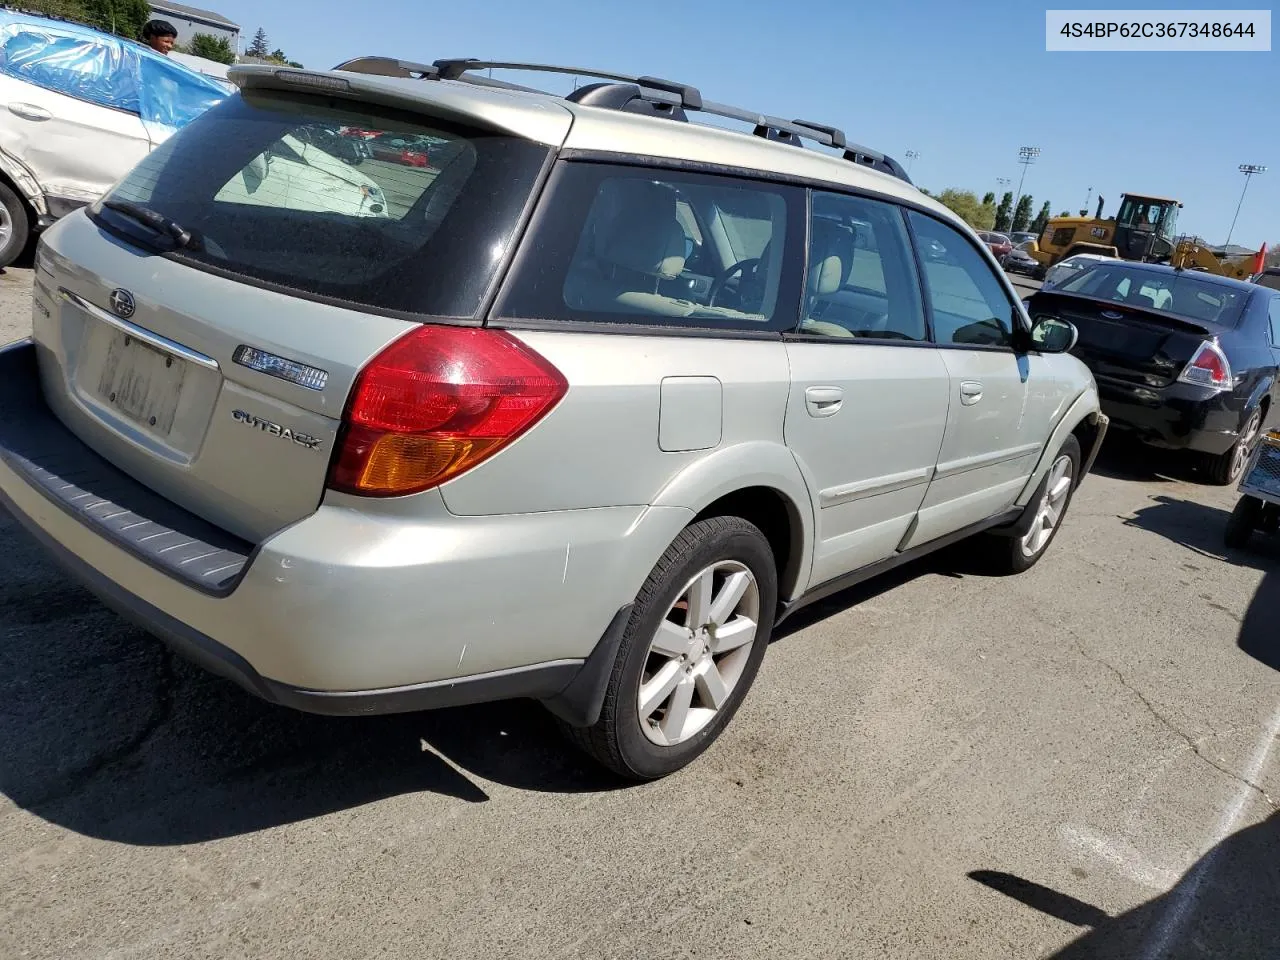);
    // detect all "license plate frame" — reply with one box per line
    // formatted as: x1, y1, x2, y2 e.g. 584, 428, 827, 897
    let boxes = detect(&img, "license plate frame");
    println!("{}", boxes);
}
95, 330, 189, 437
